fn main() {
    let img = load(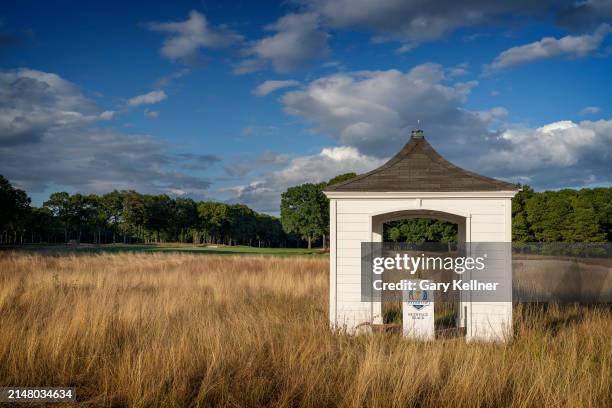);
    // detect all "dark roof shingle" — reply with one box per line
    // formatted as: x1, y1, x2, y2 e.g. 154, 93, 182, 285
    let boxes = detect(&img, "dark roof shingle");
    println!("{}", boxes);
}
325, 131, 517, 192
